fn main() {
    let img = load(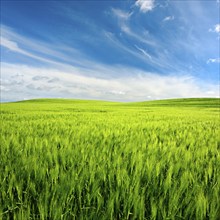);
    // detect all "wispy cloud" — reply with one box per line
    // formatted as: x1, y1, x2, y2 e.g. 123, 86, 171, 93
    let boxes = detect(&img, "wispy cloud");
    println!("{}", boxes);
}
135, 0, 155, 13
111, 8, 132, 20
207, 58, 220, 64
104, 31, 151, 62
104, 31, 192, 74
1, 62, 219, 102
0, 36, 61, 65
135, 45, 152, 60
104, 31, 169, 70
163, 16, 174, 22
120, 23, 157, 47
1, 25, 73, 58
0, 25, 92, 69
111, 8, 157, 47
1, 37, 22, 52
